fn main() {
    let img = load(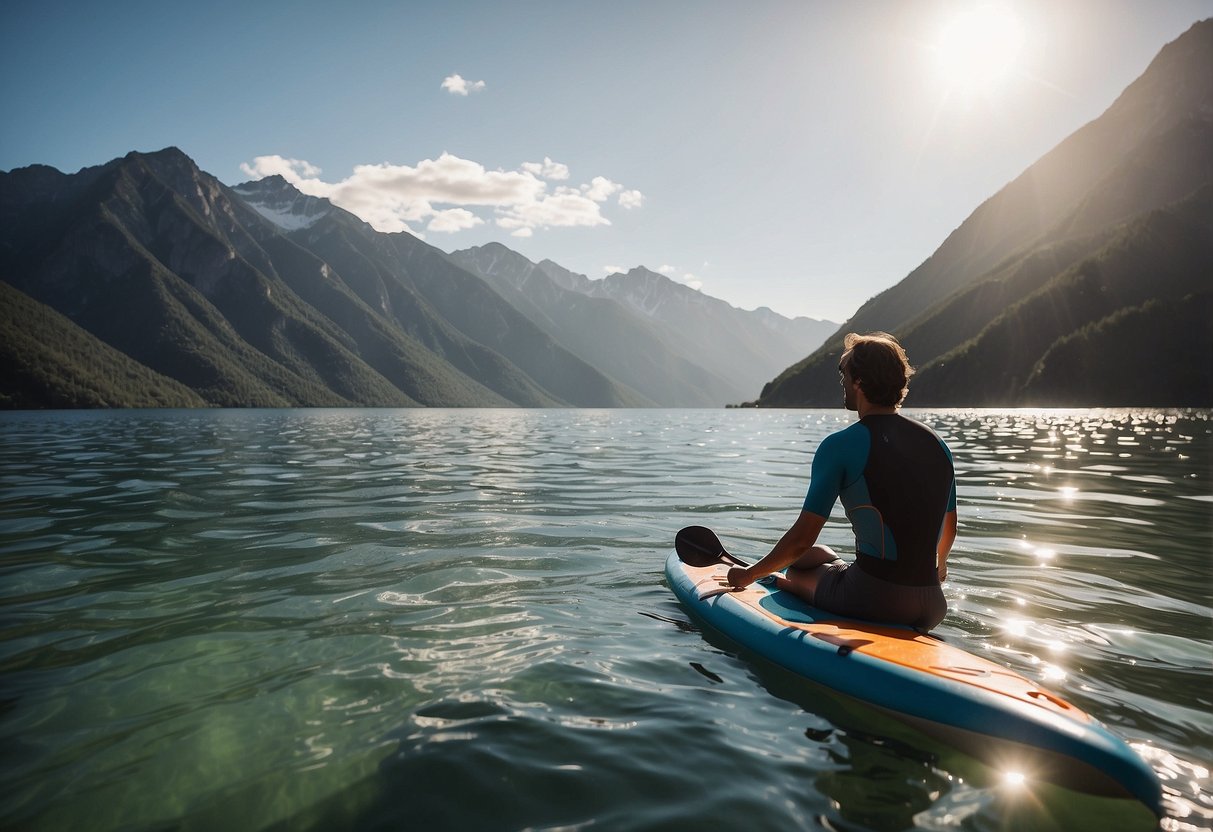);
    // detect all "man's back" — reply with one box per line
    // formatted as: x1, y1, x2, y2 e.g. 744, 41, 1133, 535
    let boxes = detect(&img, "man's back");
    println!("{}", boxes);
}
857, 414, 955, 586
